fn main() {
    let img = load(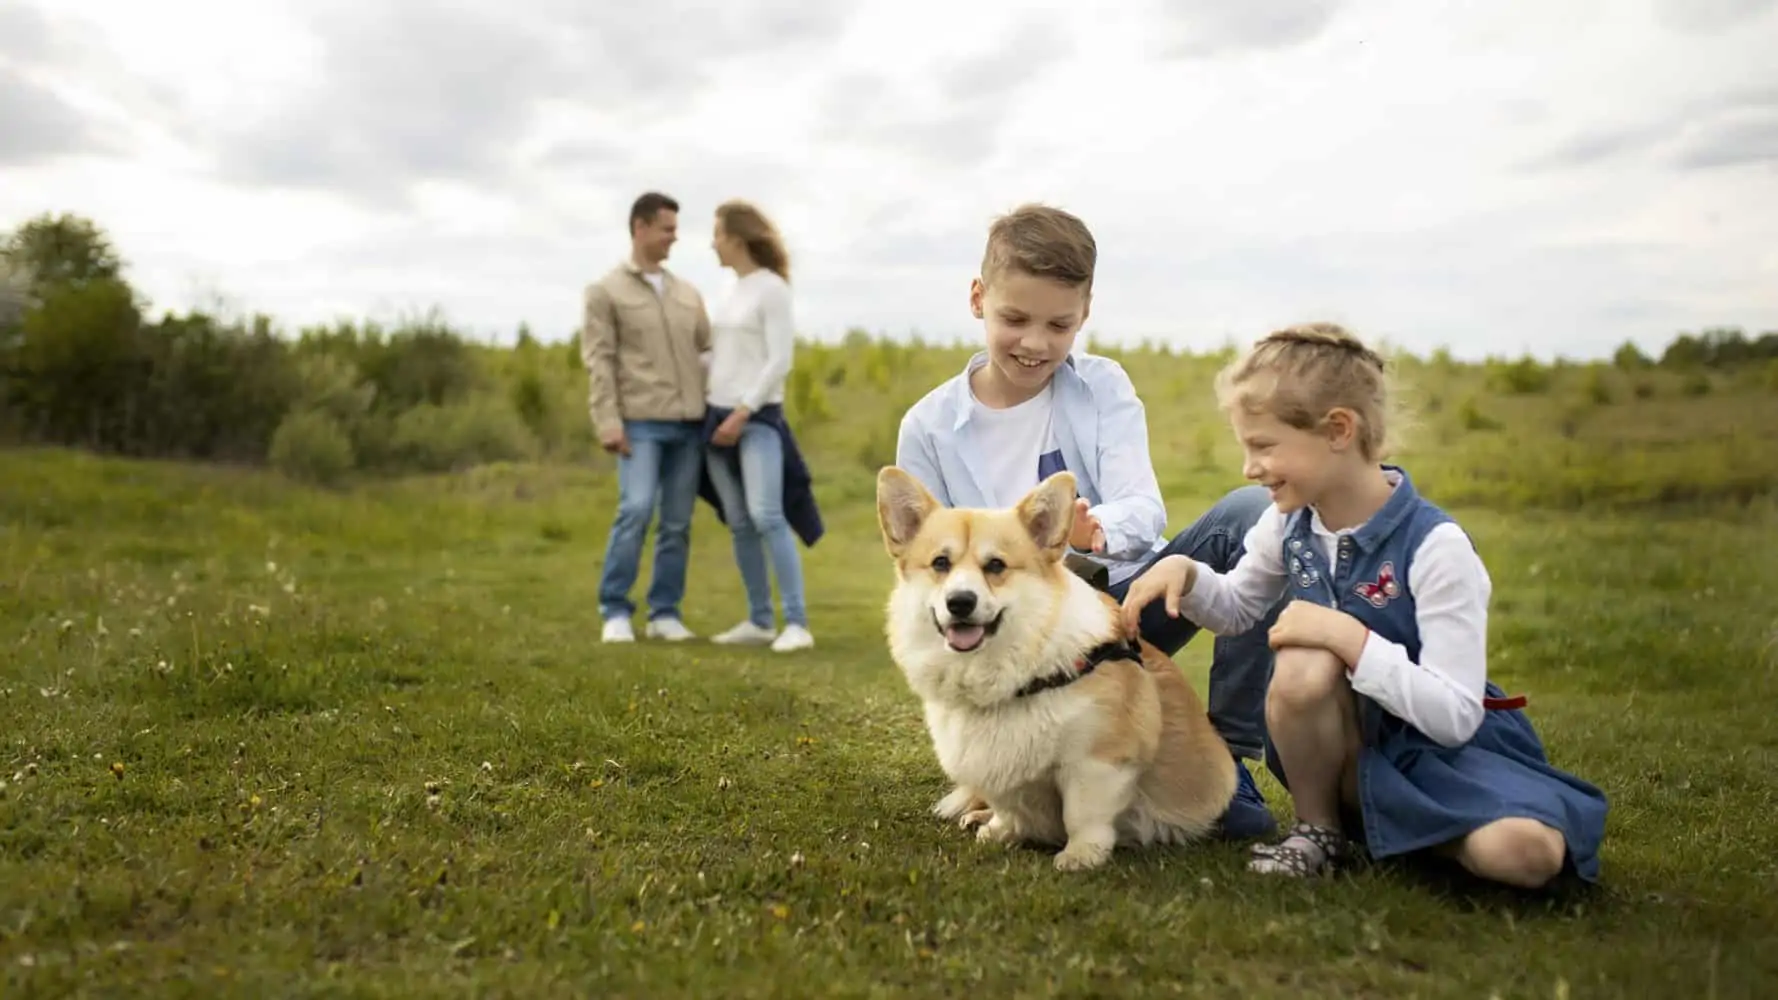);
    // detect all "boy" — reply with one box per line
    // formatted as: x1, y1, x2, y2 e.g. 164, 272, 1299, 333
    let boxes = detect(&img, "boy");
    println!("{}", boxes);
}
894, 203, 1282, 839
